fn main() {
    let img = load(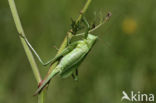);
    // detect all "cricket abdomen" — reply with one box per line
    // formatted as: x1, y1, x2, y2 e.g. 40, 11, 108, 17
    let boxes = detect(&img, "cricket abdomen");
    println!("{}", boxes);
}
58, 42, 89, 73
